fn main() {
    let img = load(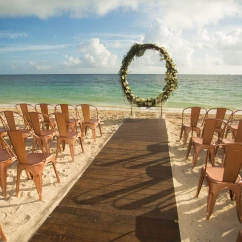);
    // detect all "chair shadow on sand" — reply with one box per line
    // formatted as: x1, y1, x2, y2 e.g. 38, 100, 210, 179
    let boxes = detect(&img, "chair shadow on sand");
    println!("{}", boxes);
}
168, 135, 242, 242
